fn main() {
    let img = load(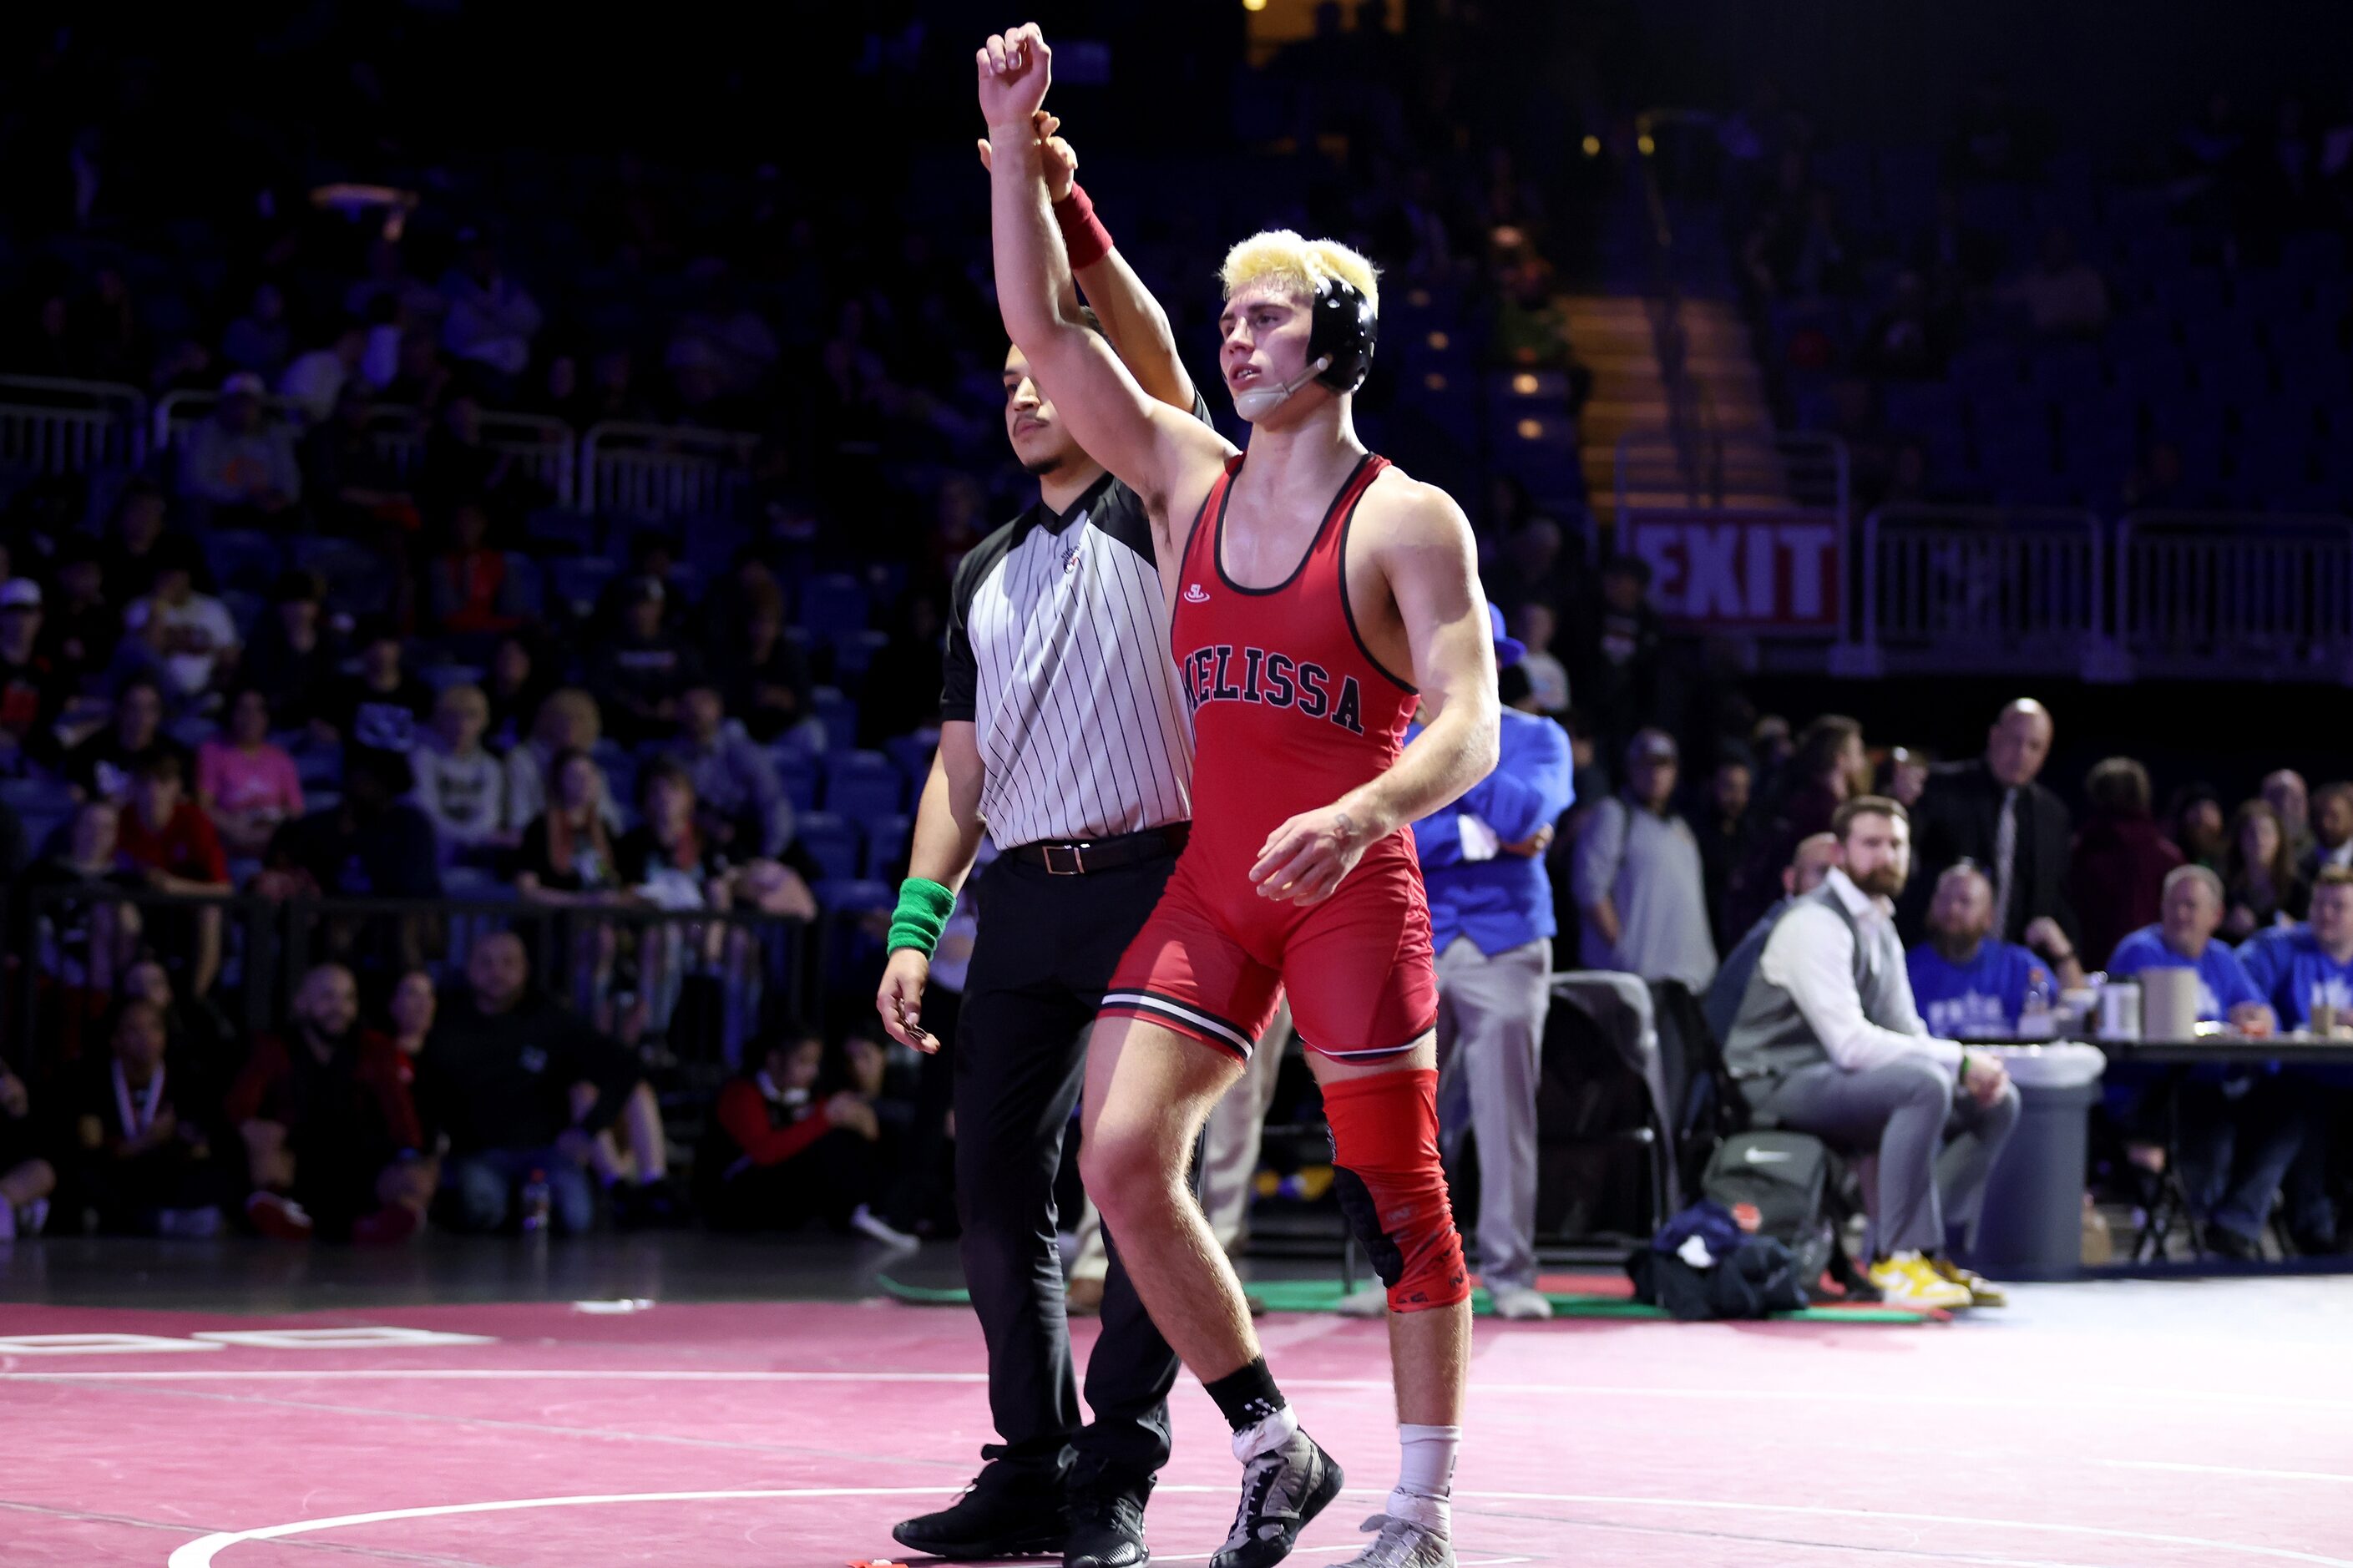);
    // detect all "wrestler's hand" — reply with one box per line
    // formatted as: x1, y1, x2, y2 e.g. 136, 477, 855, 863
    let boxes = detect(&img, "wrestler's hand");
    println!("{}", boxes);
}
977, 22, 1051, 132
978, 110, 1075, 204
878, 948, 939, 1054
1250, 805, 1369, 907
